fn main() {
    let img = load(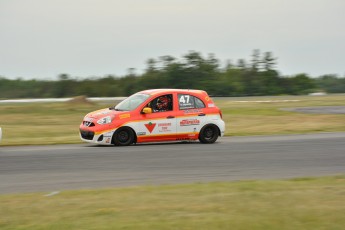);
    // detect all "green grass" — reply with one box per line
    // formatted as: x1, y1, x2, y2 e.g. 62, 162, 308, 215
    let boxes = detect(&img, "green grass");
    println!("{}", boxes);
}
216, 94, 345, 136
0, 95, 344, 145
1, 175, 345, 230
